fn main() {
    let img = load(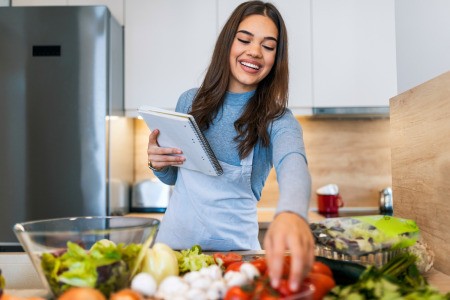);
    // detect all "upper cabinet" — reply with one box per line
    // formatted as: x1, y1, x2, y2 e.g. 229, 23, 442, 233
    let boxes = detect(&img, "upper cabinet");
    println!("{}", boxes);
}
312, 0, 397, 108
124, 0, 216, 113
13, 0, 399, 114
12, 0, 124, 25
